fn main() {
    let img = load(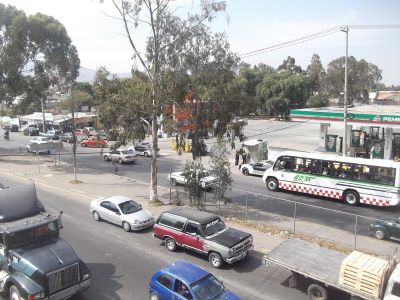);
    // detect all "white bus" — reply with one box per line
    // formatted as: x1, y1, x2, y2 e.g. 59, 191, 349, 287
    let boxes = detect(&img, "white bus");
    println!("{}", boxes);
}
262, 151, 400, 206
